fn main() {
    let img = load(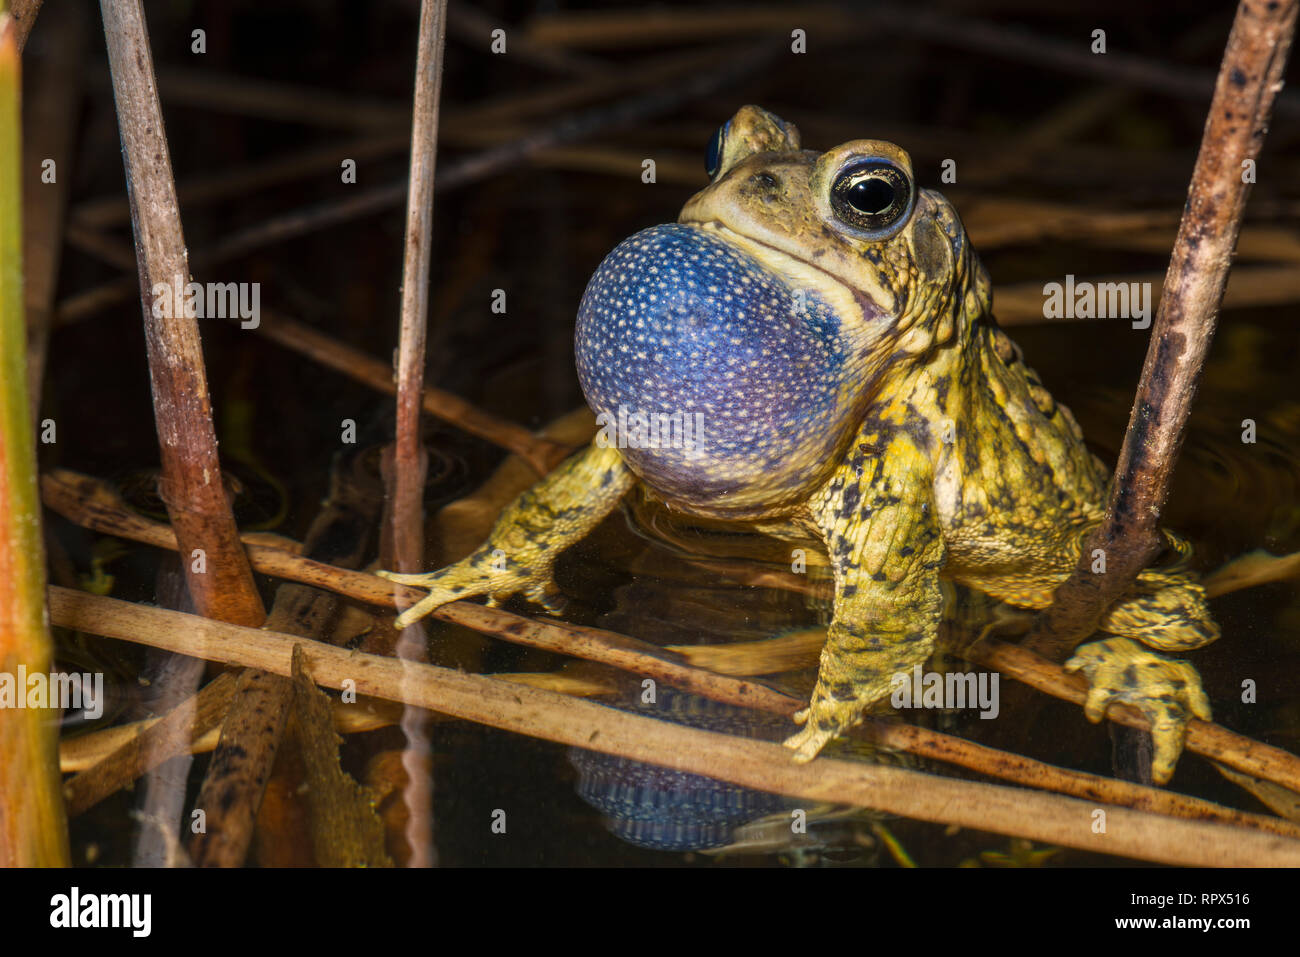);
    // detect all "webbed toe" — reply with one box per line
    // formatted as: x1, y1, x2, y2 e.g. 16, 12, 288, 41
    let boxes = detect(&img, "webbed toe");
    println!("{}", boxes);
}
1065, 636, 1211, 784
